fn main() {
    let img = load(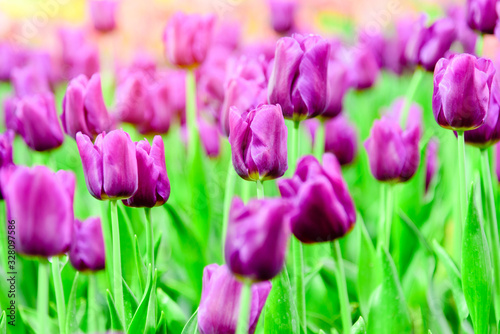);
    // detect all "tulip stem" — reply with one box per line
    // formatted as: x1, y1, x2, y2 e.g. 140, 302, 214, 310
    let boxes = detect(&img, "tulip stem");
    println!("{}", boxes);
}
236, 281, 252, 334
385, 184, 394, 248
480, 149, 500, 324
88, 274, 98, 333
145, 208, 154, 269
457, 131, 467, 232
400, 68, 424, 128
37, 260, 49, 334
51, 256, 67, 334
186, 69, 198, 164
110, 200, 125, 325
291, 120, 300, 170
222, 159, 237, 257
314, 120, 325, 160
256, 180, 264, 199
331, 240, 351, 334
293, 238, 306, 333
376, 184, 386, 250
